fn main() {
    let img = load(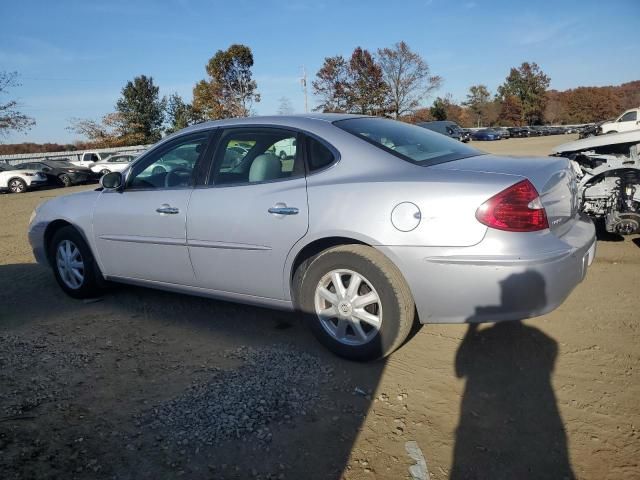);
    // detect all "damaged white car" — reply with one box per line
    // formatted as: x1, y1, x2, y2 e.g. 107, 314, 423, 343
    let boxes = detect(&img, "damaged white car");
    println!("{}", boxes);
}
553, 131, 640, 235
